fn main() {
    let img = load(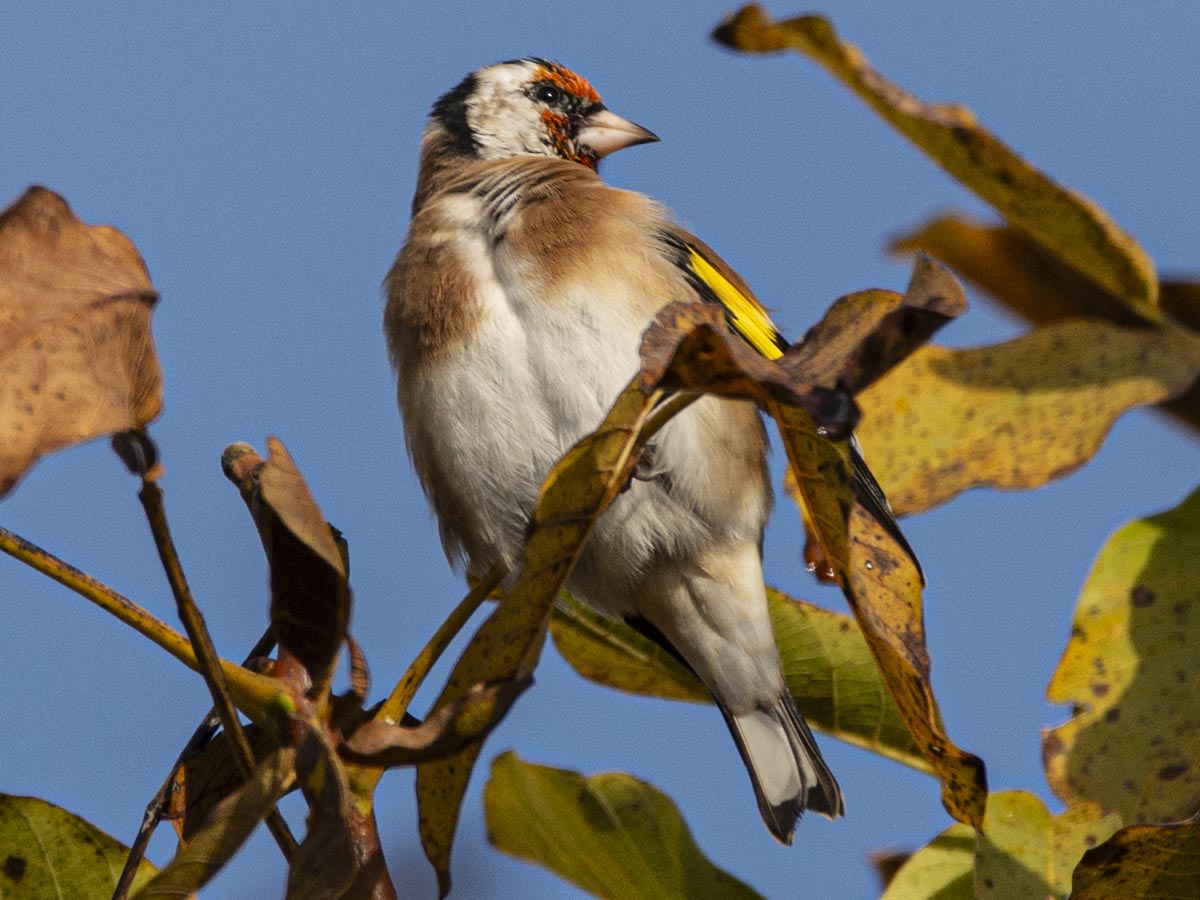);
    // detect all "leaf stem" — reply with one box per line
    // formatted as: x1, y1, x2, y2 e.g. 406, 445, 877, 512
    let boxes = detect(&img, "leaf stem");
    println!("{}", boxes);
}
378, 564, 506, 726
0, 526, 287, 724
110, 627, 279, 900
